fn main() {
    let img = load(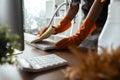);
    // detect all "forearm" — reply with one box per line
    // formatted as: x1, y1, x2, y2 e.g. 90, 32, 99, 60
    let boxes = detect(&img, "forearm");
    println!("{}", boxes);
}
66, 3, 79, 21
86, 0, 106, 22
72, 0, 107, 45
53, 3, 80, 34
55, 0, 108, 49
